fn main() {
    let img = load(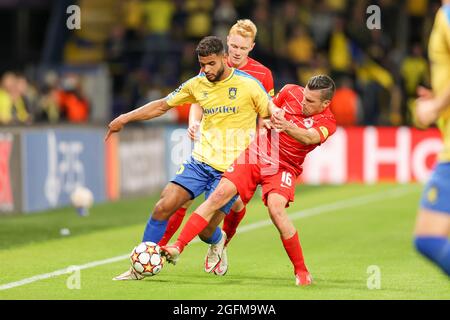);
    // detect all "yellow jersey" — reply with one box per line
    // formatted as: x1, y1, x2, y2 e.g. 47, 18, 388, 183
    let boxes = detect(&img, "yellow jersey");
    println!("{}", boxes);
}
166, 68, 271, 171
429, 5, 450, 162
